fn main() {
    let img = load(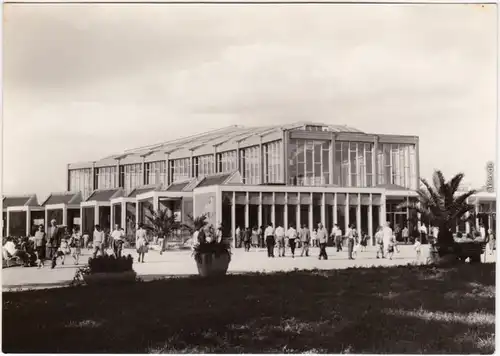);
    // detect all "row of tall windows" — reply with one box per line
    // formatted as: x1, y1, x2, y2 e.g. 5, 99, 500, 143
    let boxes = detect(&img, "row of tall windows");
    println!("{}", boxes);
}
94, 166, 117, 190
194, 154, 215, 177
69, 169, 93, 199
170, 158, 191, 183
263, 140, 283, 184
217, 150, 238, 173
144, 161, 167, 186
333, 142, 374, 187
288, 139, 330, 186
240, 146, 261, 184
376, 143, 417, 189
